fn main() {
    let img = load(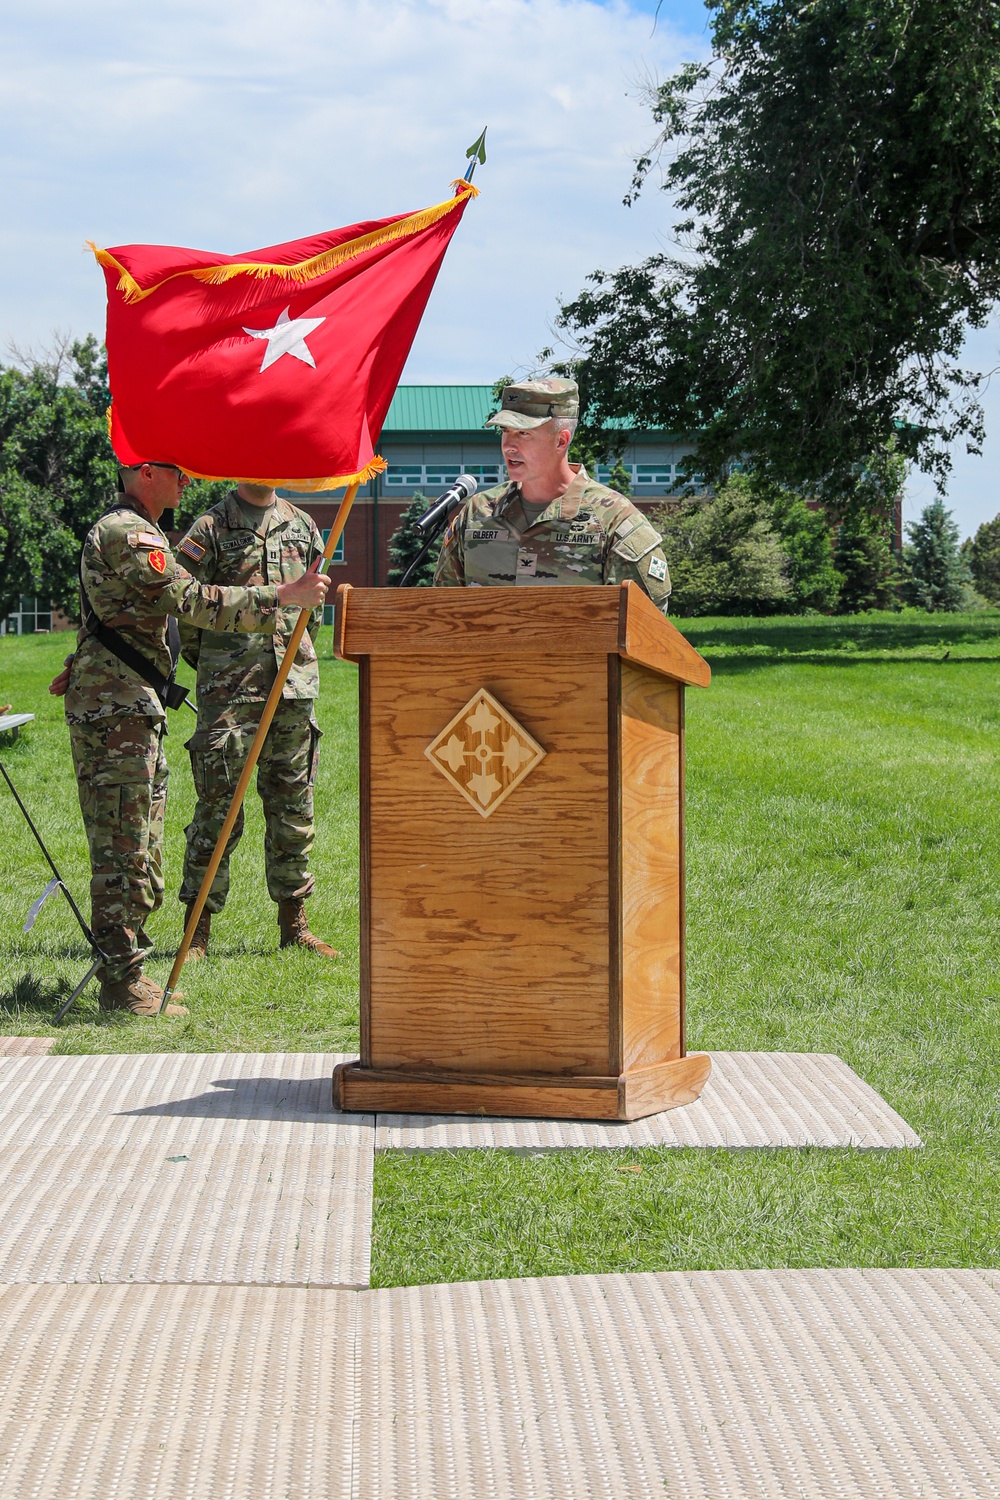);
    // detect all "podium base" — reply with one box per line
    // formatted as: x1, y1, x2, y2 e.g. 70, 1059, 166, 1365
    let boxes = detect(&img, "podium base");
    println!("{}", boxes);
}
333, 1054, 711, 1122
